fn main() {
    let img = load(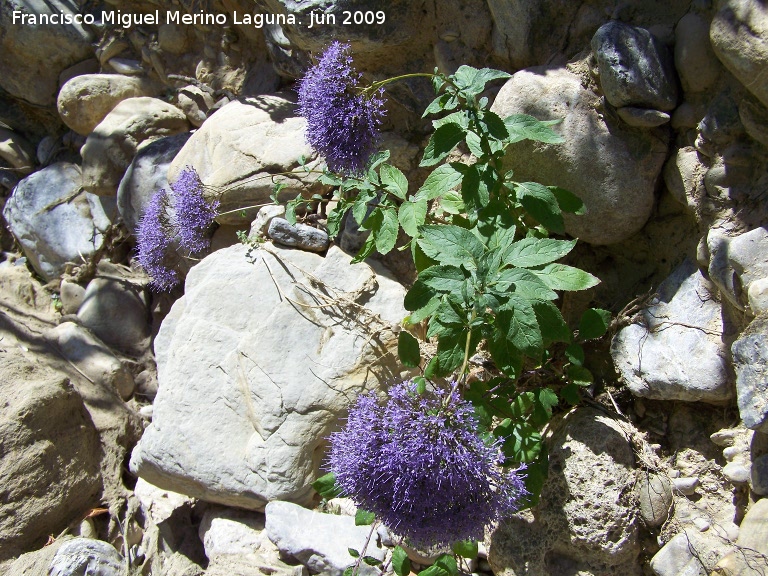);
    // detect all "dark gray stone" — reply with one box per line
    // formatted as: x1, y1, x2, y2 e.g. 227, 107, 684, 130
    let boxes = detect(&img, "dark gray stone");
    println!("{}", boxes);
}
592, 21, 679, 111
268, 218, 330, 253
616, 107, 670, 127
48, 538, 123, 576
732, 315, 768, 433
